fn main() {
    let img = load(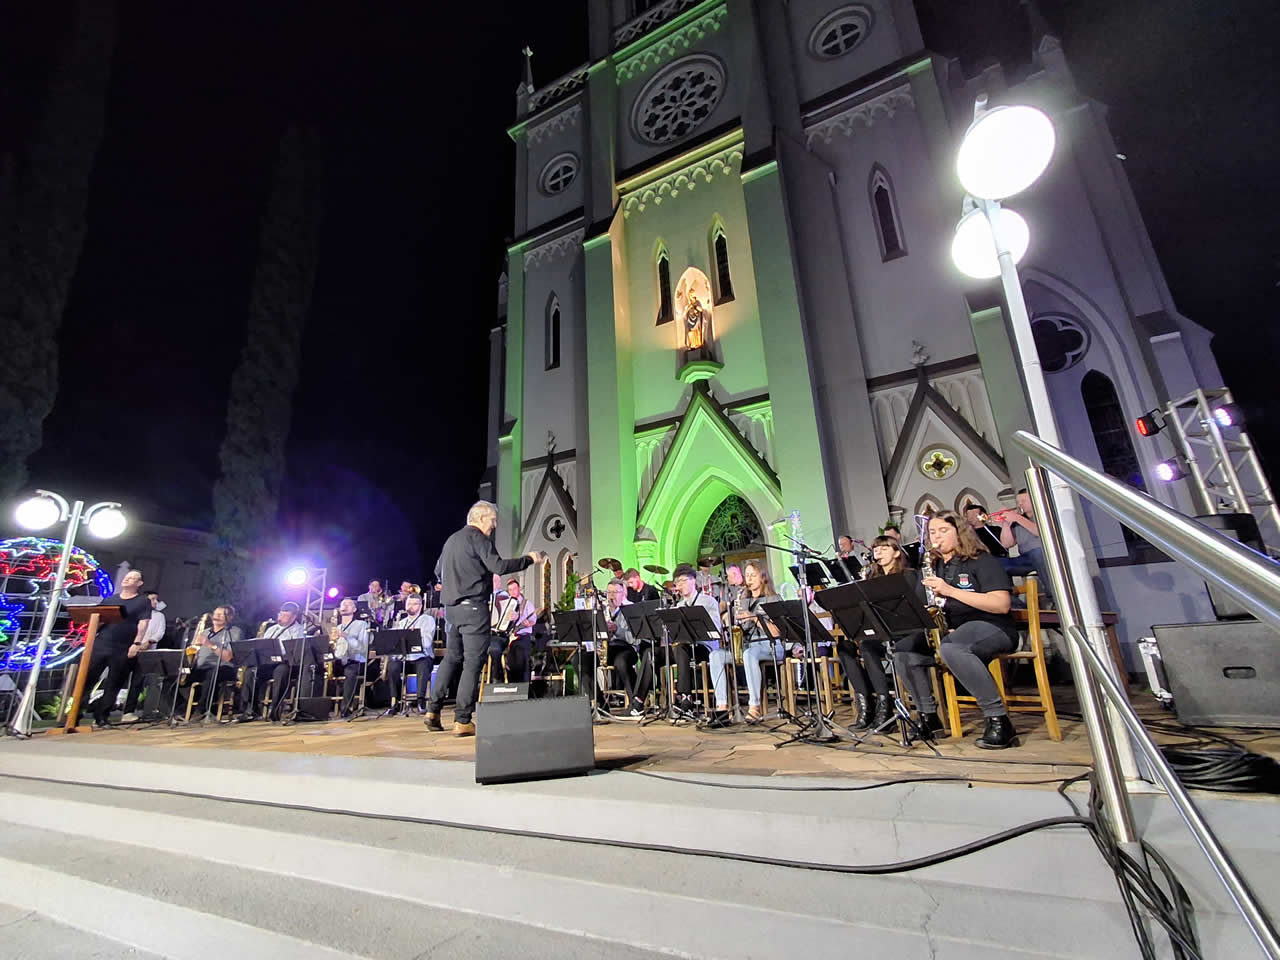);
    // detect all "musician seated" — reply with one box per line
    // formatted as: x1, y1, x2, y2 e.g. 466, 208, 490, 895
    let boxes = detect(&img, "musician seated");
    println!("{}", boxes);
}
623, 568, 660, 604
964, 503, 1008, 558
916, 511, 1020, 749
140, 605, 240, 721
579, 579, 643, 714
236, 602, 307, 721
385, 593, 436, 714
671, 564, 732, 724
837, 538, 920, 732
738, 561, 782, 723
501, 578, 537, 682
334, 597, 371, 718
